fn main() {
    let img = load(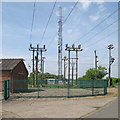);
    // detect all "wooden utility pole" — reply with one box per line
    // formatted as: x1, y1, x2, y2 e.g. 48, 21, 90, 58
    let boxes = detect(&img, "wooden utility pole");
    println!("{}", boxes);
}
62, 56, 68, 80
65, 44, 83, 85
29, 44, 36, 87
42, 57, 45, 74
39, 45, 47, 87
29, 44, 47, 87
94, 50, 98, 79
32, 48, 35, 87
71, 59, 75, 86
108, 44, 114, 87
68, 50, 70, 84
76, 50, 78, 85
40, 49, 43, 87
75, 45, 83, 85
36, 44, 39, 86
